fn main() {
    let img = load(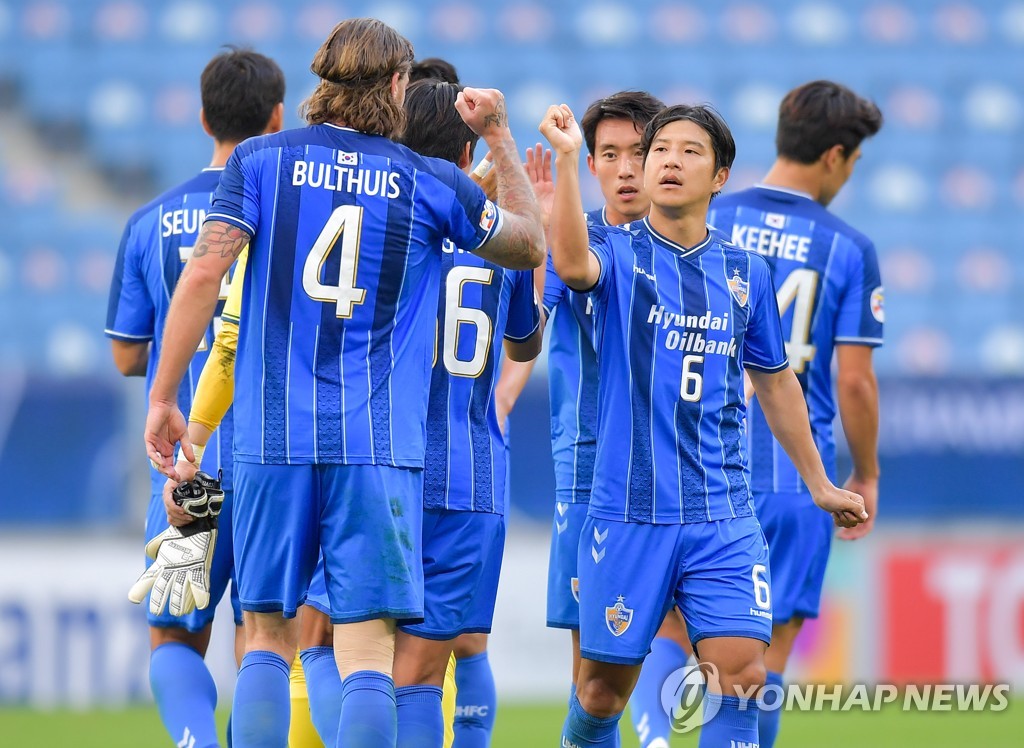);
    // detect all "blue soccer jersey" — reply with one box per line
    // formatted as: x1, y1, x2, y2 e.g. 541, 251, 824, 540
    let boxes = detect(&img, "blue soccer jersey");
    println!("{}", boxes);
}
105, 168, 235, 492
423, 241, 540, 514
206, 124, 502, 467
709, 184, 884, 493
543, 208, 607, 502
586, 219, 788, 524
